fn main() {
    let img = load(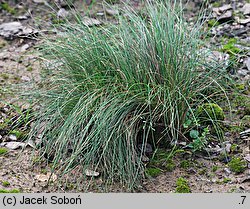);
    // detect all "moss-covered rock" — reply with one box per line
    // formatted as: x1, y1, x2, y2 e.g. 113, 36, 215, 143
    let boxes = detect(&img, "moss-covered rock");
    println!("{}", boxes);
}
175, 177, 191, 193
197, 103, 225, 121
